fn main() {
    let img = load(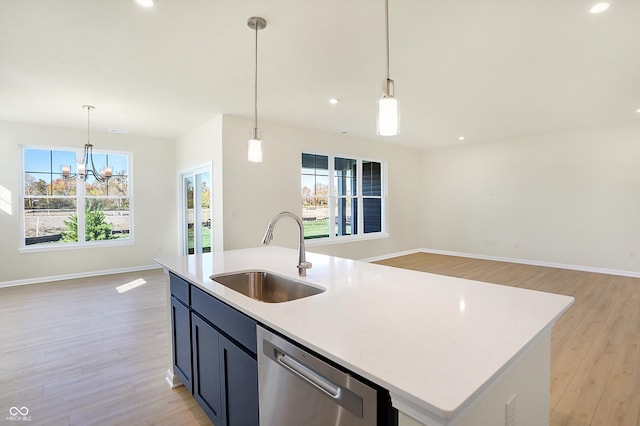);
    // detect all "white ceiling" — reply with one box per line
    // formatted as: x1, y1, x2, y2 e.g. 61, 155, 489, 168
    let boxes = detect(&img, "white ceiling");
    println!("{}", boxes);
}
1, 0, 639, 148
